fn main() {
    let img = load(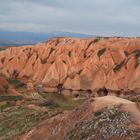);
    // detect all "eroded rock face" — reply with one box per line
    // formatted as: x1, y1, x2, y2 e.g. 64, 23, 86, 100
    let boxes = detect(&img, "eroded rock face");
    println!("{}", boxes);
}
0, 37, 140, 93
